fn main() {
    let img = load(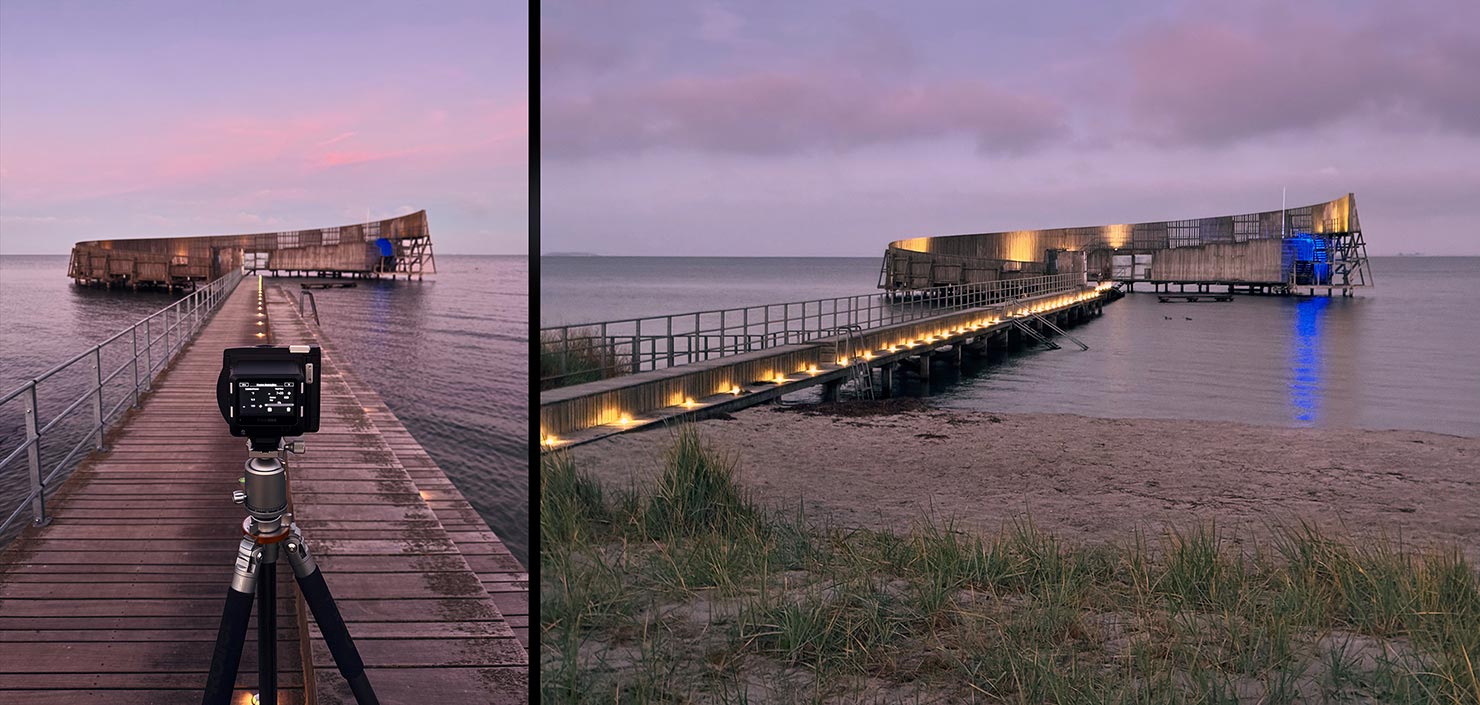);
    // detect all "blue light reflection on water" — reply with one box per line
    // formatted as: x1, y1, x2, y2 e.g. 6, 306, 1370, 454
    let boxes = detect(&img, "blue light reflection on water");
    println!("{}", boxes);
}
1288, 297, 1329, 425
368, 280, 392, 337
